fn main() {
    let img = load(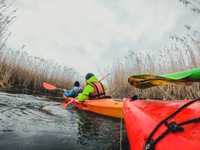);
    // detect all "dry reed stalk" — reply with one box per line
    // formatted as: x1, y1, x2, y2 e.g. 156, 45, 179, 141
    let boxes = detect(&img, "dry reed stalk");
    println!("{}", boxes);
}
108, 29, 200, 100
